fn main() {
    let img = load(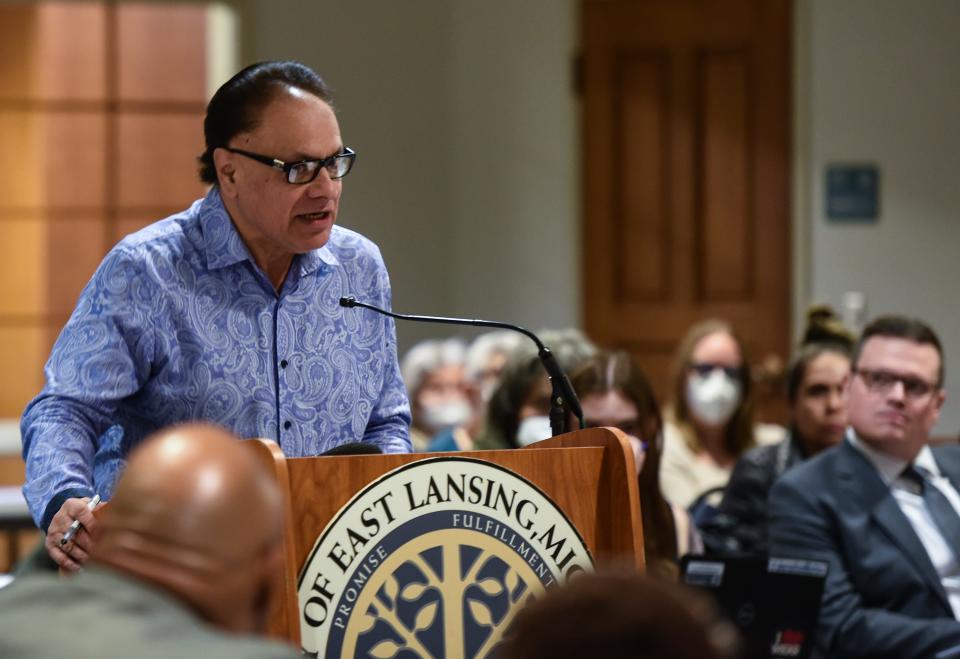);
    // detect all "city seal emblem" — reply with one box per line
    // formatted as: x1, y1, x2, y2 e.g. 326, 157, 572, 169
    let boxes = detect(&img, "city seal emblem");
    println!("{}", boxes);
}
297, 456, 594, 658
